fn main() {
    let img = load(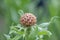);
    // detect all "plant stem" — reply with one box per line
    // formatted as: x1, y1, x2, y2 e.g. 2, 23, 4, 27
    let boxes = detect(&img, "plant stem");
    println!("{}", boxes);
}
25, 27, 31, 40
